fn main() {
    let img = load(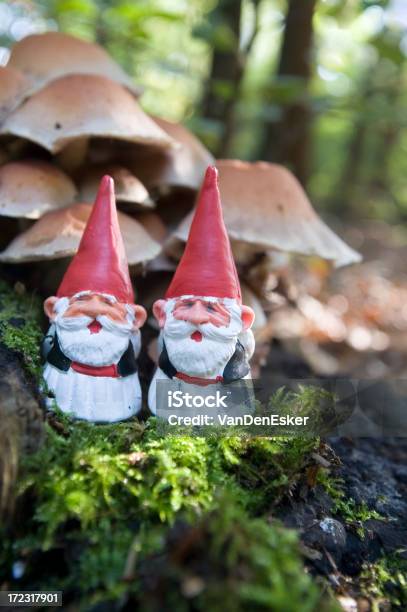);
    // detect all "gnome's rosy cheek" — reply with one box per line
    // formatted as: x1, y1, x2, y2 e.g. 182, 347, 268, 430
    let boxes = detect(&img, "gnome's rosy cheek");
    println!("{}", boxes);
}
241, 305, 255, 331
152, 299, 167, 329
44, 296, 59, 321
